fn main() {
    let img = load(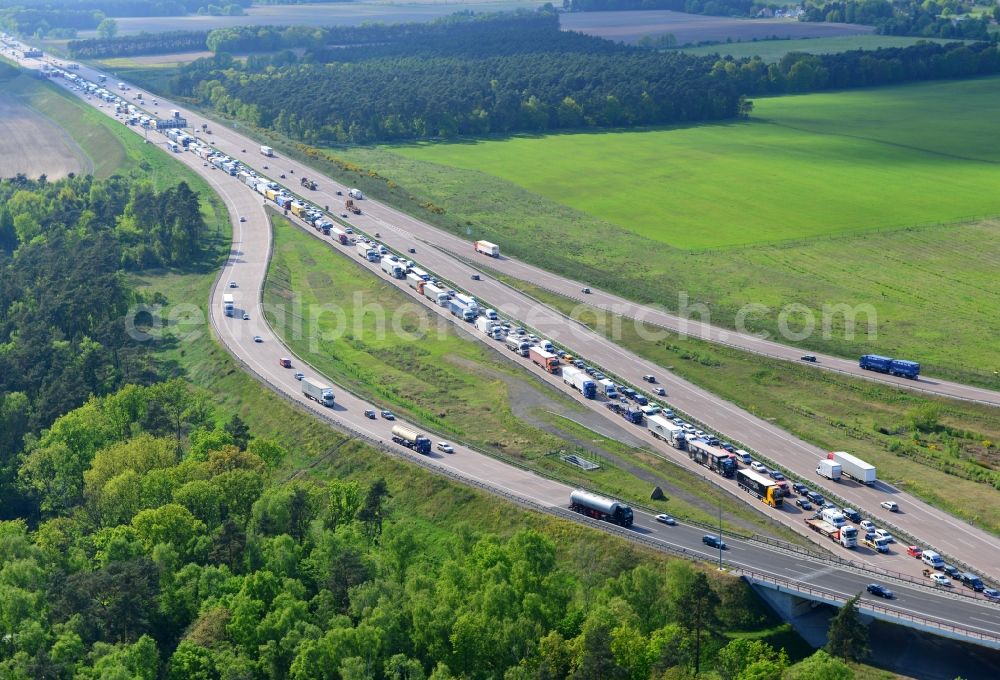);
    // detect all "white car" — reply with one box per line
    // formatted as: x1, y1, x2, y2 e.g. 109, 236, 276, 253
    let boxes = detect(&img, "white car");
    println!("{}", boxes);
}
436, 442, 454, 454
750, 462, 768, 473
655, 514, 676, 526
930, 573, 951, 586
880, 500, 899, 512
874, 529, 894, 543
859, 520, 876, 533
